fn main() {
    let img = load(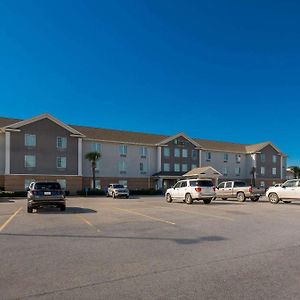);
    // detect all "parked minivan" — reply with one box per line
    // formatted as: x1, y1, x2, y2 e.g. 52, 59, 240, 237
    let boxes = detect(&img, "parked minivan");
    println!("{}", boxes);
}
165, 179, 216, 204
